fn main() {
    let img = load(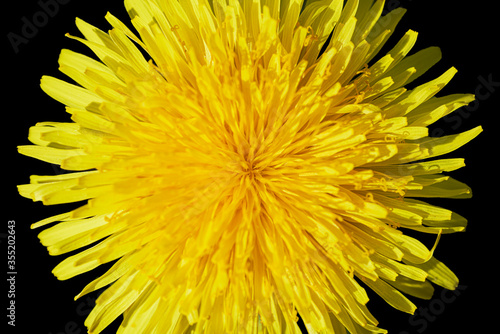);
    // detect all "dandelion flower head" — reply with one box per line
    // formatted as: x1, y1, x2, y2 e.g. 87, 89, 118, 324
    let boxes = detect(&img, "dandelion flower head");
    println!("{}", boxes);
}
18, 0, 482, 333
